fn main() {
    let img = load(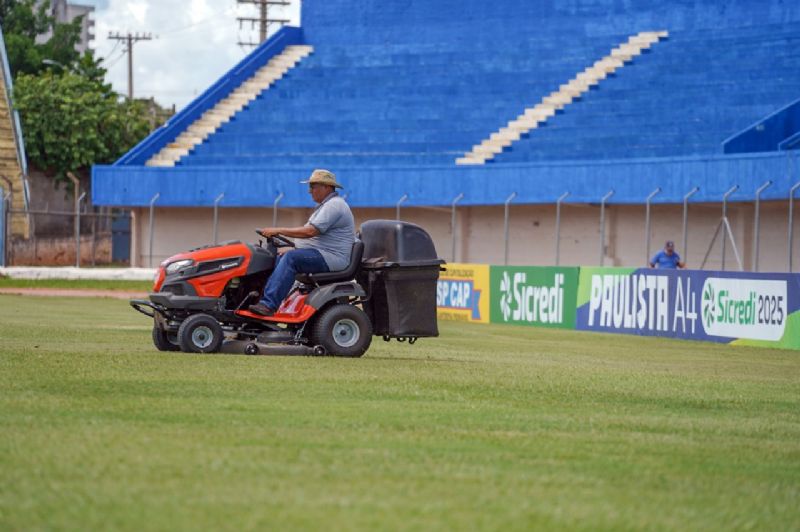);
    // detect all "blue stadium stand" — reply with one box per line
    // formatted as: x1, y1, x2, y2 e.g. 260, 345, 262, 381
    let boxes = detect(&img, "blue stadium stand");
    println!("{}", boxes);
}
93, 0, 800, 209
